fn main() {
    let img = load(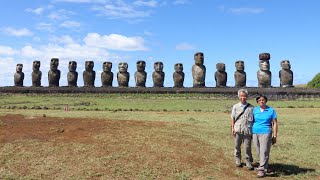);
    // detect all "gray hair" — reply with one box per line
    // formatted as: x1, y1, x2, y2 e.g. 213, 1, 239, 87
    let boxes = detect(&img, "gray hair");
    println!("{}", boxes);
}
238, 88, 248, 98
